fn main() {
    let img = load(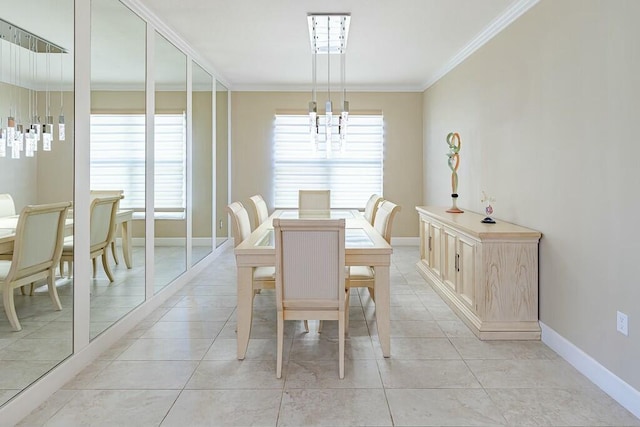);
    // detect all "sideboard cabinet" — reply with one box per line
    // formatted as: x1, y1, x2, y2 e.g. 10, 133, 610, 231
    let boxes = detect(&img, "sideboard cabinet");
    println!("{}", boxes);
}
416, 206, 542, 340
